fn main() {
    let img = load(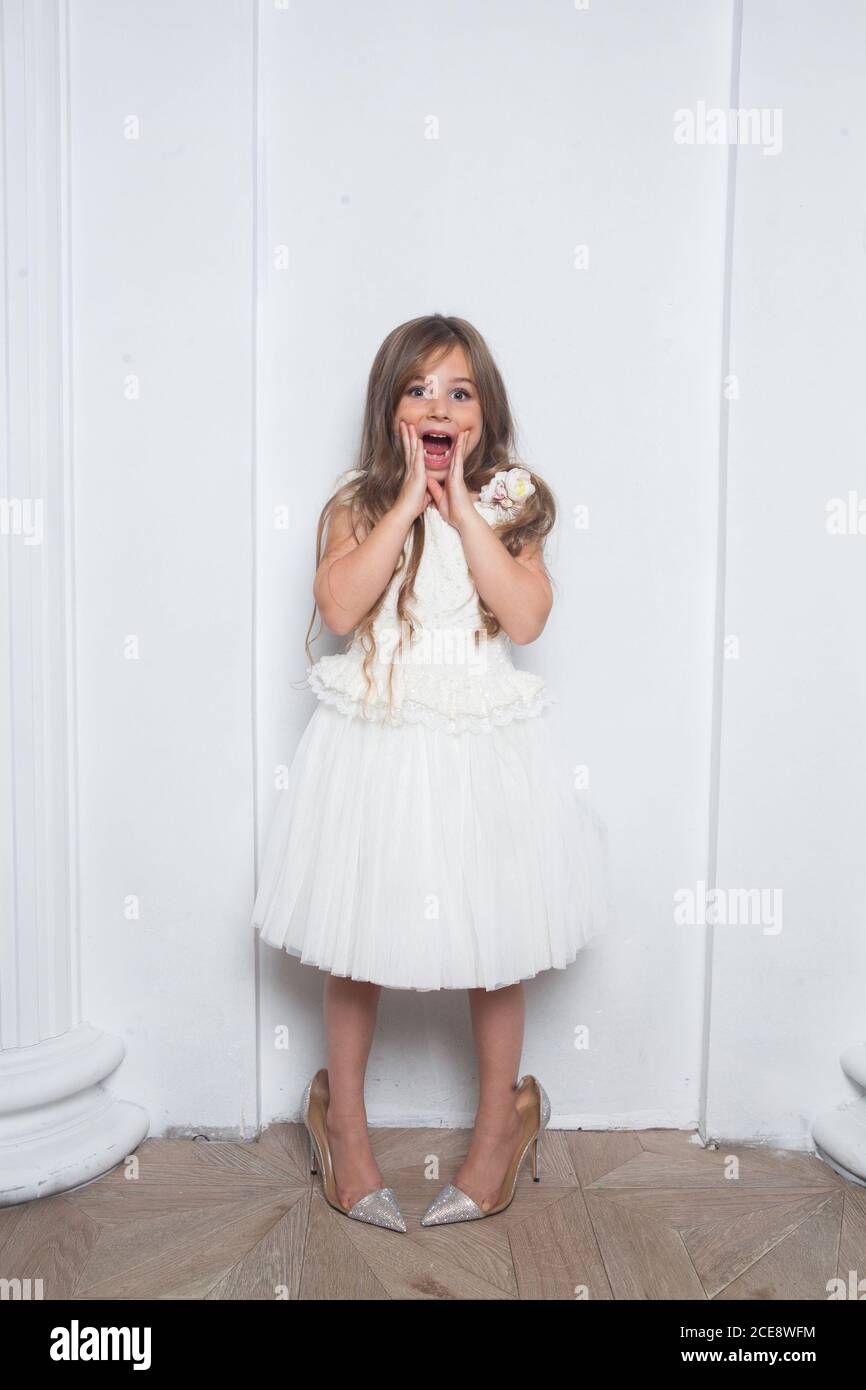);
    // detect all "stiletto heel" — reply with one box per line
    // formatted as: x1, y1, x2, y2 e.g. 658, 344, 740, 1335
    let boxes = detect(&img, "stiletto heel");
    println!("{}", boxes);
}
302, 1069, 406, 1234
421, 1075, 551, 1227
534, 1078, 551, 1185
